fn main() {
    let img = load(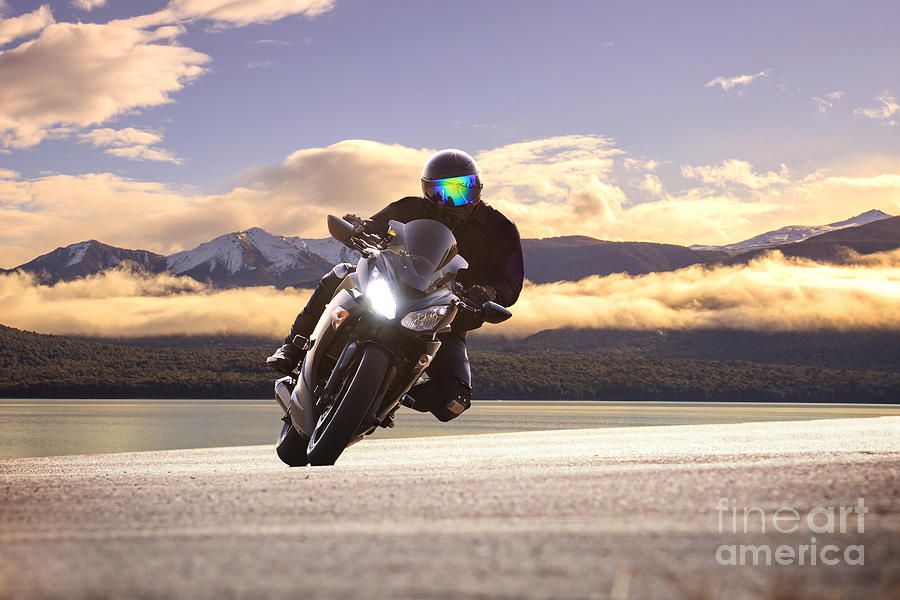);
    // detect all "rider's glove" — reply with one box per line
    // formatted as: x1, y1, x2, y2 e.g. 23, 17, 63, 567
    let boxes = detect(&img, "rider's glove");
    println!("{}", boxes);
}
342, 213, 369, 233
465, 284, 497, 306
